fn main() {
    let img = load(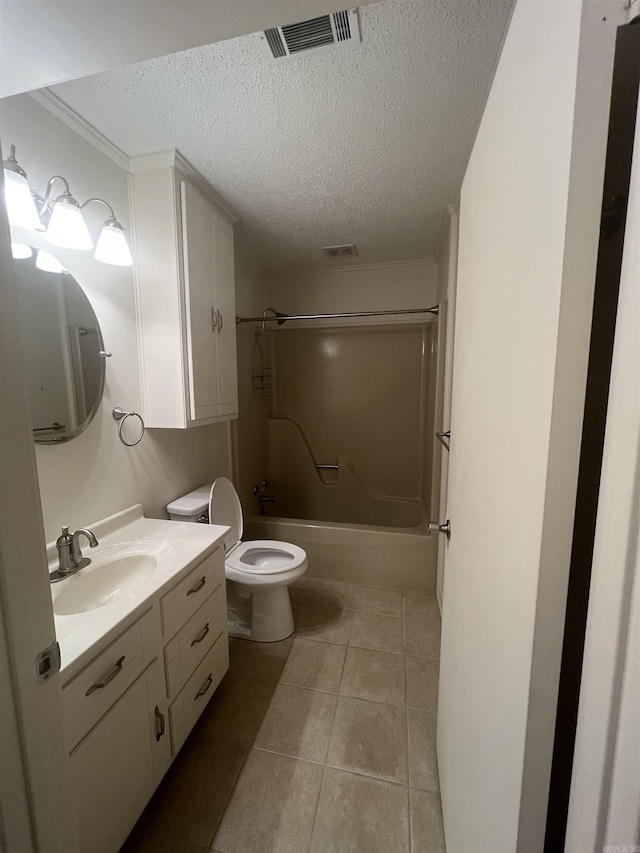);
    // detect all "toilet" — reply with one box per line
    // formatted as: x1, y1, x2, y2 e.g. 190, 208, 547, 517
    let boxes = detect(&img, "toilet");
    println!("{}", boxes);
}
167, 478, 308, 642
